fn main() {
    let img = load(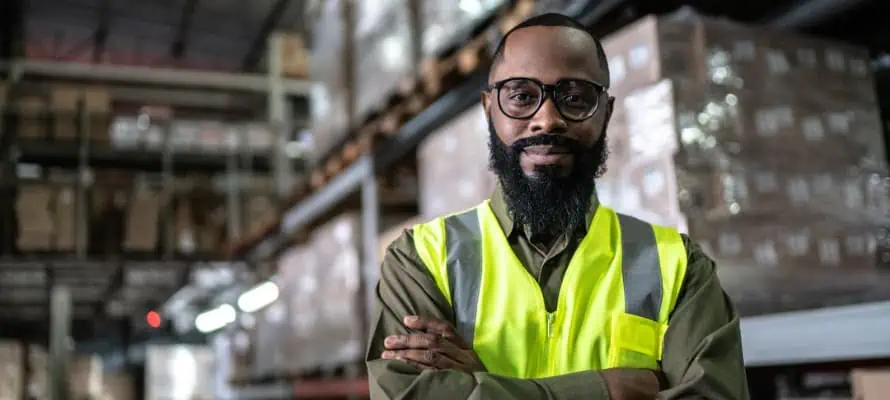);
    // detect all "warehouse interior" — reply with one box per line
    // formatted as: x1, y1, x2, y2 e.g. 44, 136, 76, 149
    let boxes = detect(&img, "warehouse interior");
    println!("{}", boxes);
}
1, 0, 889, 399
